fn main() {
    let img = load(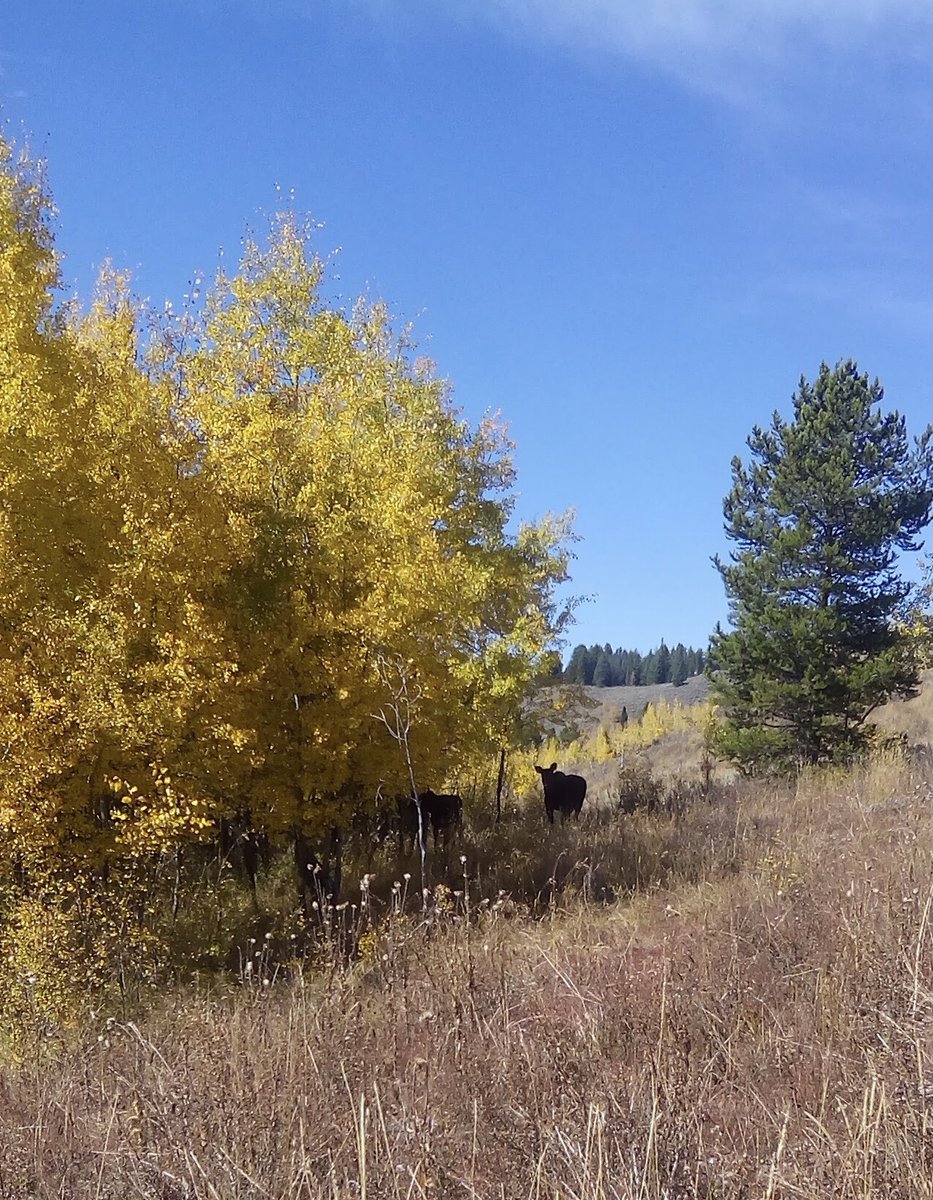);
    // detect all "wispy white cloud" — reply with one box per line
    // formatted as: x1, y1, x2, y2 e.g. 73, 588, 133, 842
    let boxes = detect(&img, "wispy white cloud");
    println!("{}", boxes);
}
477, 0, 927, 47
244, 0, 932, 94
743, 262, 932, 343
441, 0, 931, 100
473, 1, 928, 58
